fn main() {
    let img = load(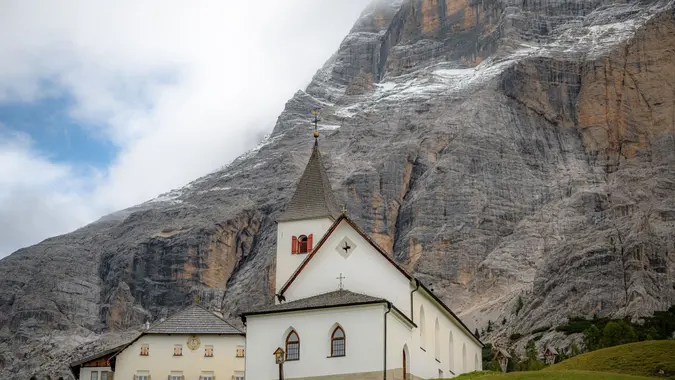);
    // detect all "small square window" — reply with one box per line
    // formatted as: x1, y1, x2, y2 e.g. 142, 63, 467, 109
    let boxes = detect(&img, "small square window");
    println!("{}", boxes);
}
137, 375, 149, 380
205, 345, 214, 357
236, 346, 245, 357
169, 375, 182, 380
174, 344, 183, 356
140, 344, 149, 356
